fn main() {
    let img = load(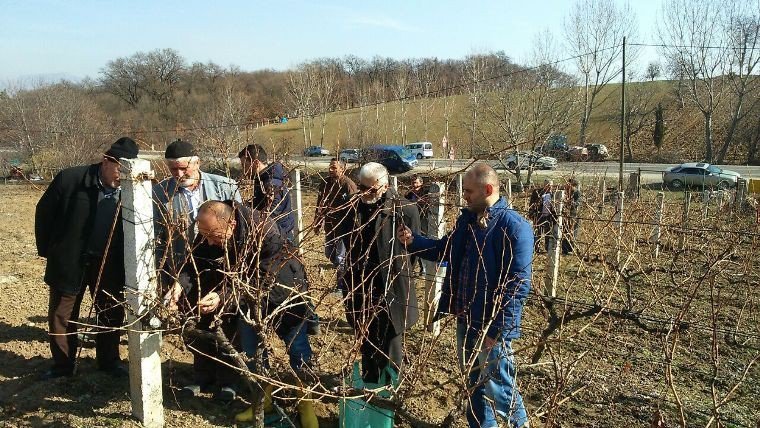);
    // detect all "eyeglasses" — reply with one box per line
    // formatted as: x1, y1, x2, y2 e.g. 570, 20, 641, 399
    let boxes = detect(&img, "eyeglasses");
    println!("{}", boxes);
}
358, 183, 381, 195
